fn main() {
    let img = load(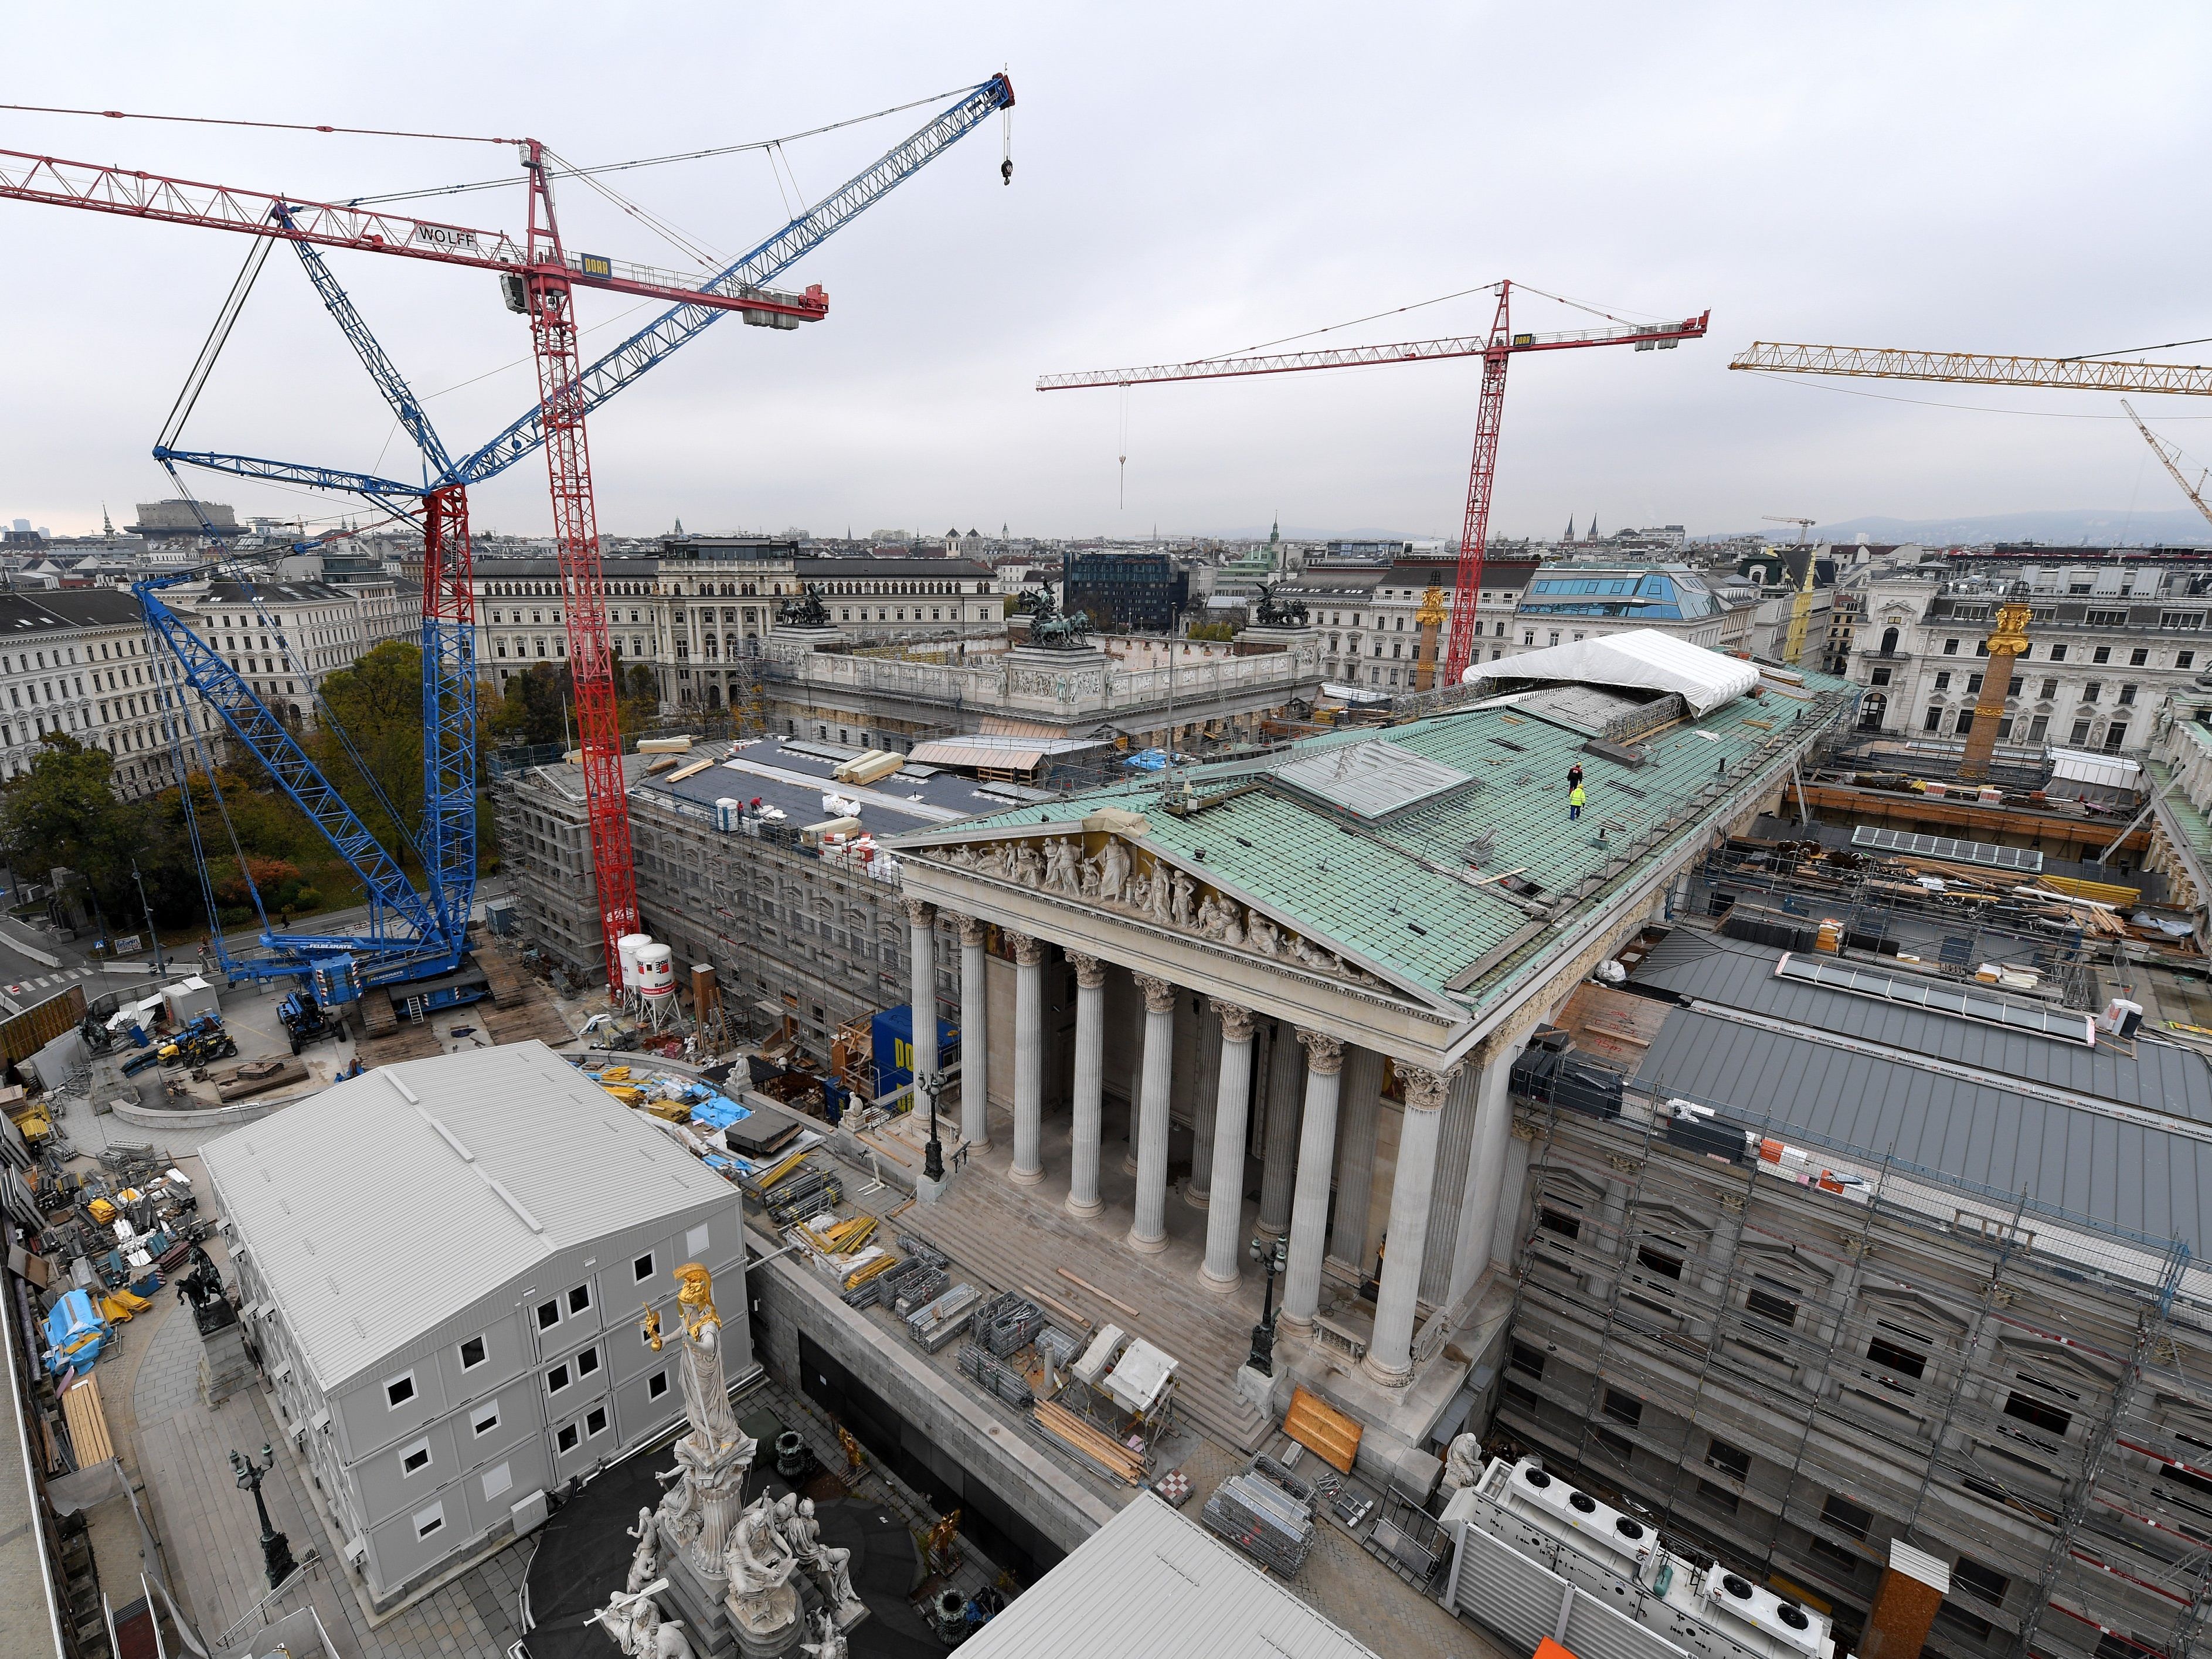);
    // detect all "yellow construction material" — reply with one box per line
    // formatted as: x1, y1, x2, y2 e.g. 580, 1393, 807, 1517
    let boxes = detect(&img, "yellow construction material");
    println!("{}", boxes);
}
98, 1288, 151, 1322
757, 1150, 809, 1191
600, 1066, 633, 1083
818, 1215, 877, 1254
601, 1084, 644, 1107
843, 1254, 899, 1290
87, 1197, 116, 1224
2037, 873, 2142, 906
1283, 1385, 1363, 1473
59, 1376, 114, 1463
644, 1096, 691, 1122
668, 758, 715, 783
